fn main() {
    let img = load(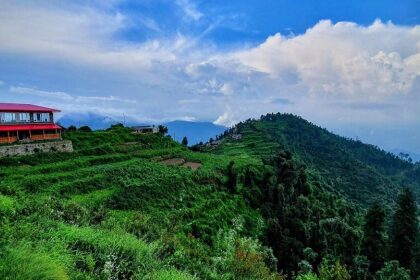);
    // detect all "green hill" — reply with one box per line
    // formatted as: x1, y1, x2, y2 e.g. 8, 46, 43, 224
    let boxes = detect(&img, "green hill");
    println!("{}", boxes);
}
0, 121, 418, 279
0, 126, 282, 279
204, 113, 420, 208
